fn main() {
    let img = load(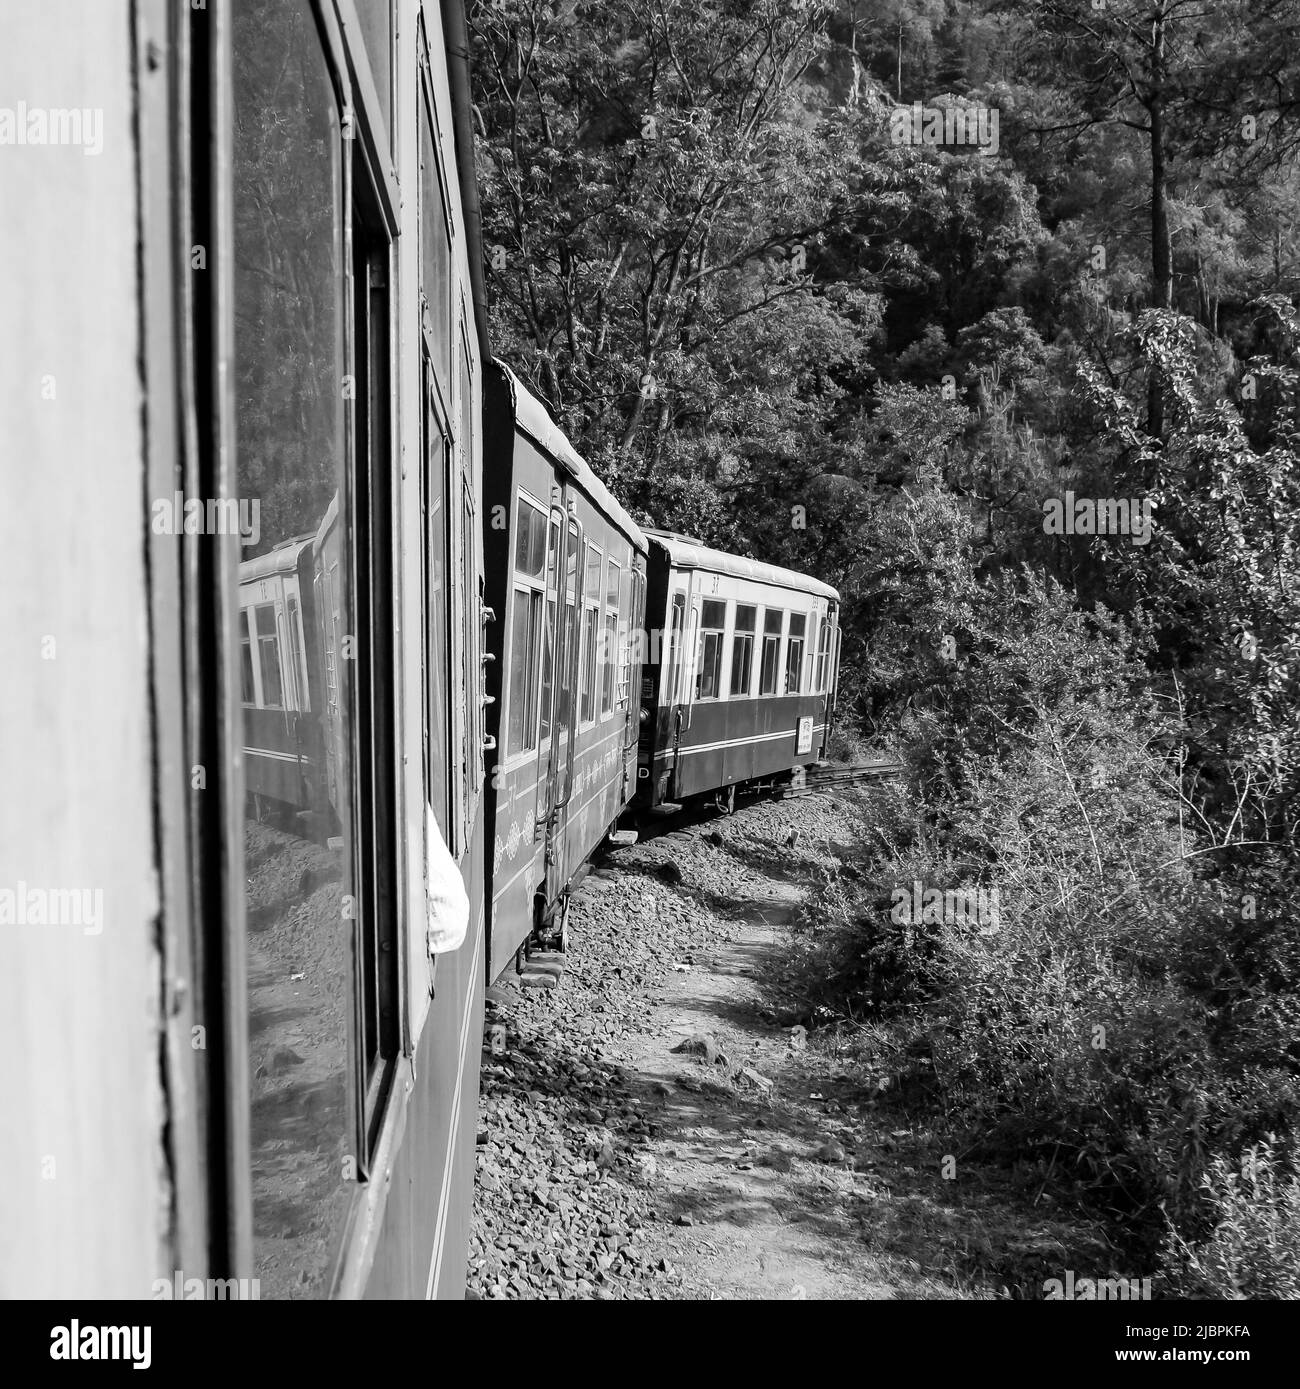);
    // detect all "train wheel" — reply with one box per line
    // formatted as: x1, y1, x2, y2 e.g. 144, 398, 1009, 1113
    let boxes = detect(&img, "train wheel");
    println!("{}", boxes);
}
558, 895, 571, 956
